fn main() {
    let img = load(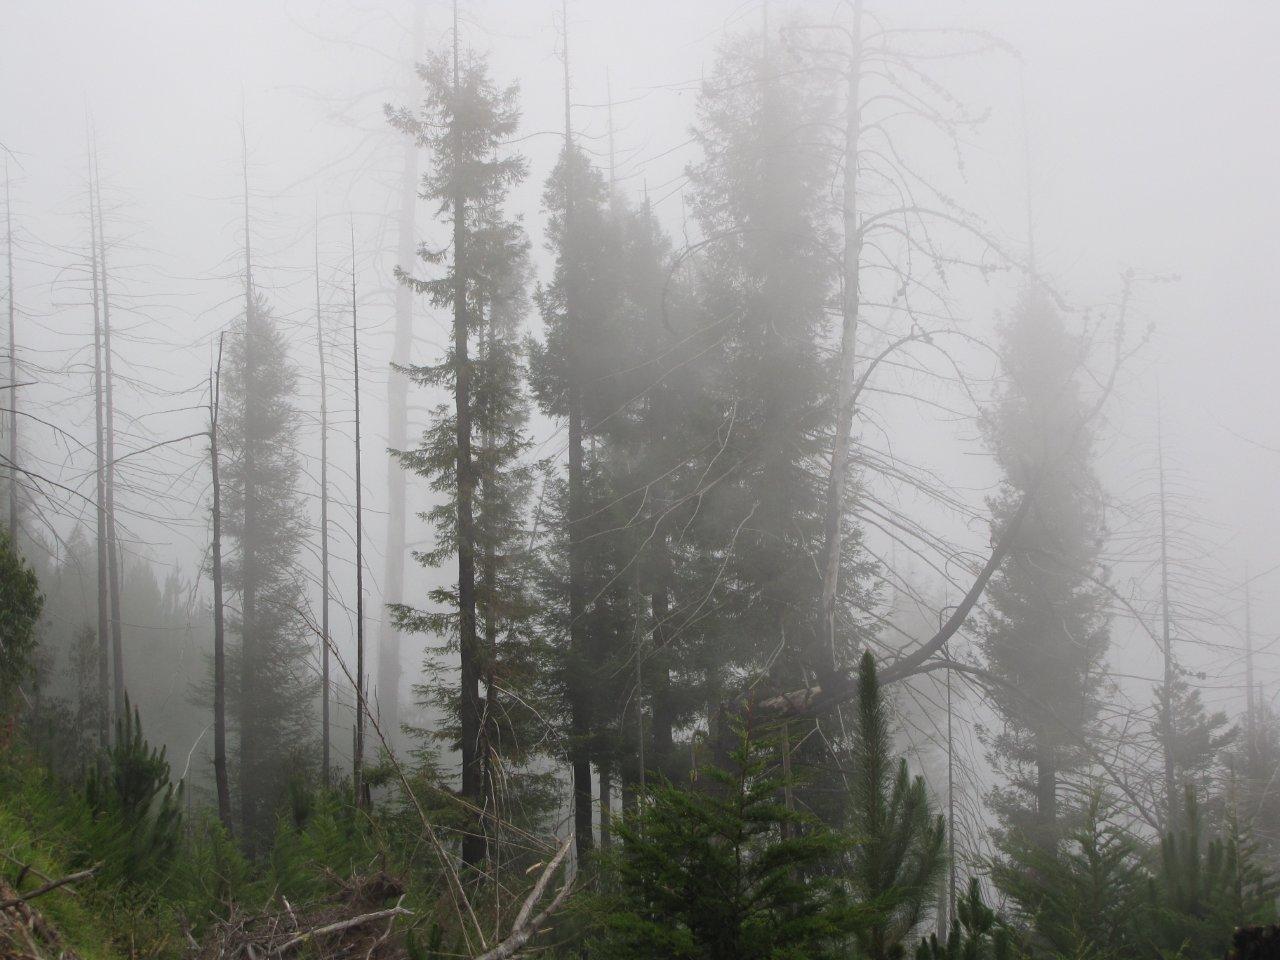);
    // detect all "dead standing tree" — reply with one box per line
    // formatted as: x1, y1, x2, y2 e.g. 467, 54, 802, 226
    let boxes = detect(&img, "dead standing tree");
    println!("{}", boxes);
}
316, 221, 333, 786
379, 0, 426, 748
91, 144, 126, 717
87, 141, 112, 746
5, 161, 18, 538
209, 334, 232, 829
